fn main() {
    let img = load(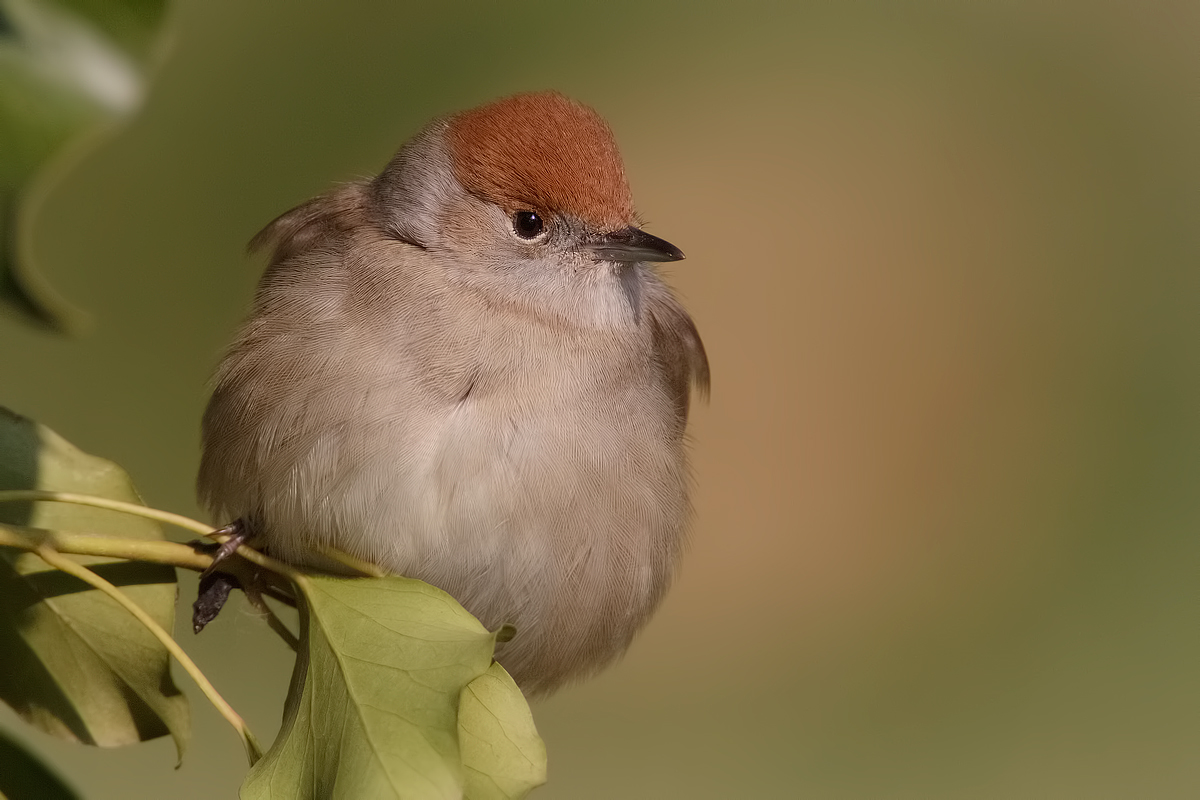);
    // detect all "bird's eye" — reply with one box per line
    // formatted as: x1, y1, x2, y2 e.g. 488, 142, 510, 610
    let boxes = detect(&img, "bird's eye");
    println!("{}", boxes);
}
512, 210, 546, 240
